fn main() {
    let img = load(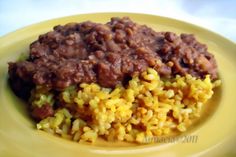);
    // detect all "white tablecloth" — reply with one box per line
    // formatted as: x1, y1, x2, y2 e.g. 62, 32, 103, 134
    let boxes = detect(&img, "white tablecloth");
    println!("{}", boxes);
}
0, 0, 235, 41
